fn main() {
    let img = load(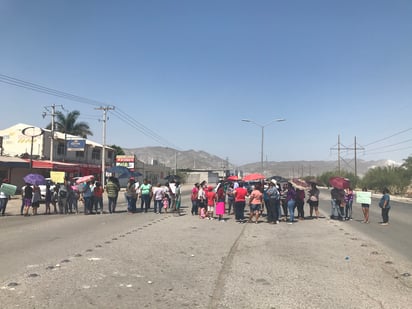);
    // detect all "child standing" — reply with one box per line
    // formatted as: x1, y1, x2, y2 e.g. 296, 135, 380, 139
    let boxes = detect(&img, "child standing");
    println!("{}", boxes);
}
206, 186, 216, 220
162, 193, 169, 213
